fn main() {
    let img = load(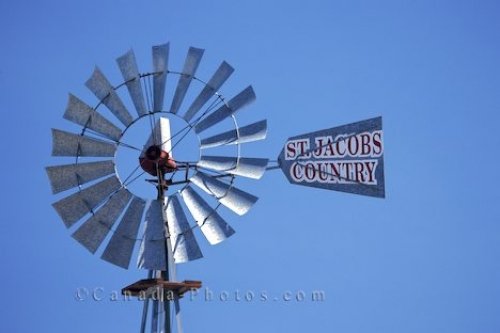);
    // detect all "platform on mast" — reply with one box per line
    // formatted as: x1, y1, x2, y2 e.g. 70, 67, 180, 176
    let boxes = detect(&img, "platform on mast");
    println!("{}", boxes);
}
122, 279, 202, 299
